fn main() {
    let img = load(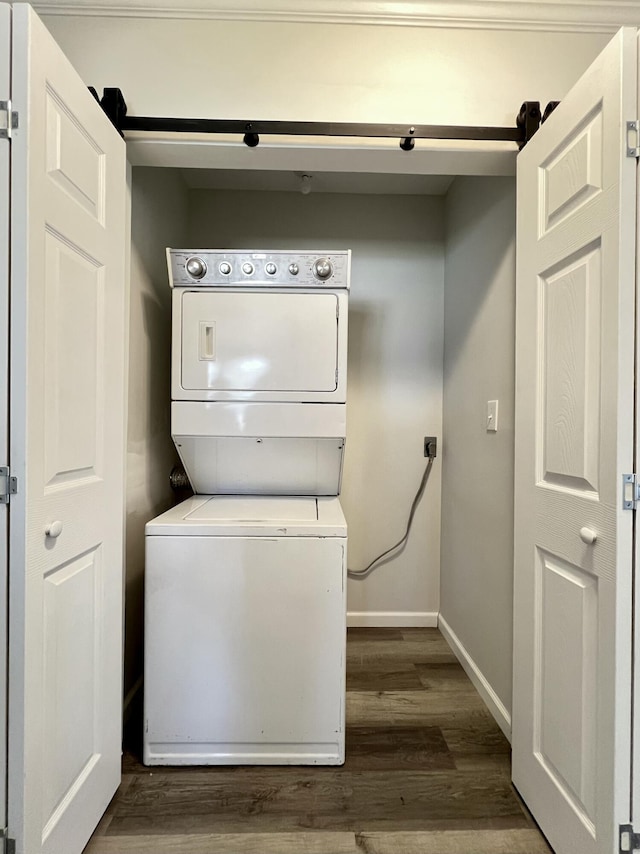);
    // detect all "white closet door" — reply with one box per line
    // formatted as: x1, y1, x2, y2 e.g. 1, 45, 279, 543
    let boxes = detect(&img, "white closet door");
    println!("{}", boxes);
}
634, 35, 640, 844
513, 28, 637, 854
0, 2, 11, 841
8, 6, 128, 854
